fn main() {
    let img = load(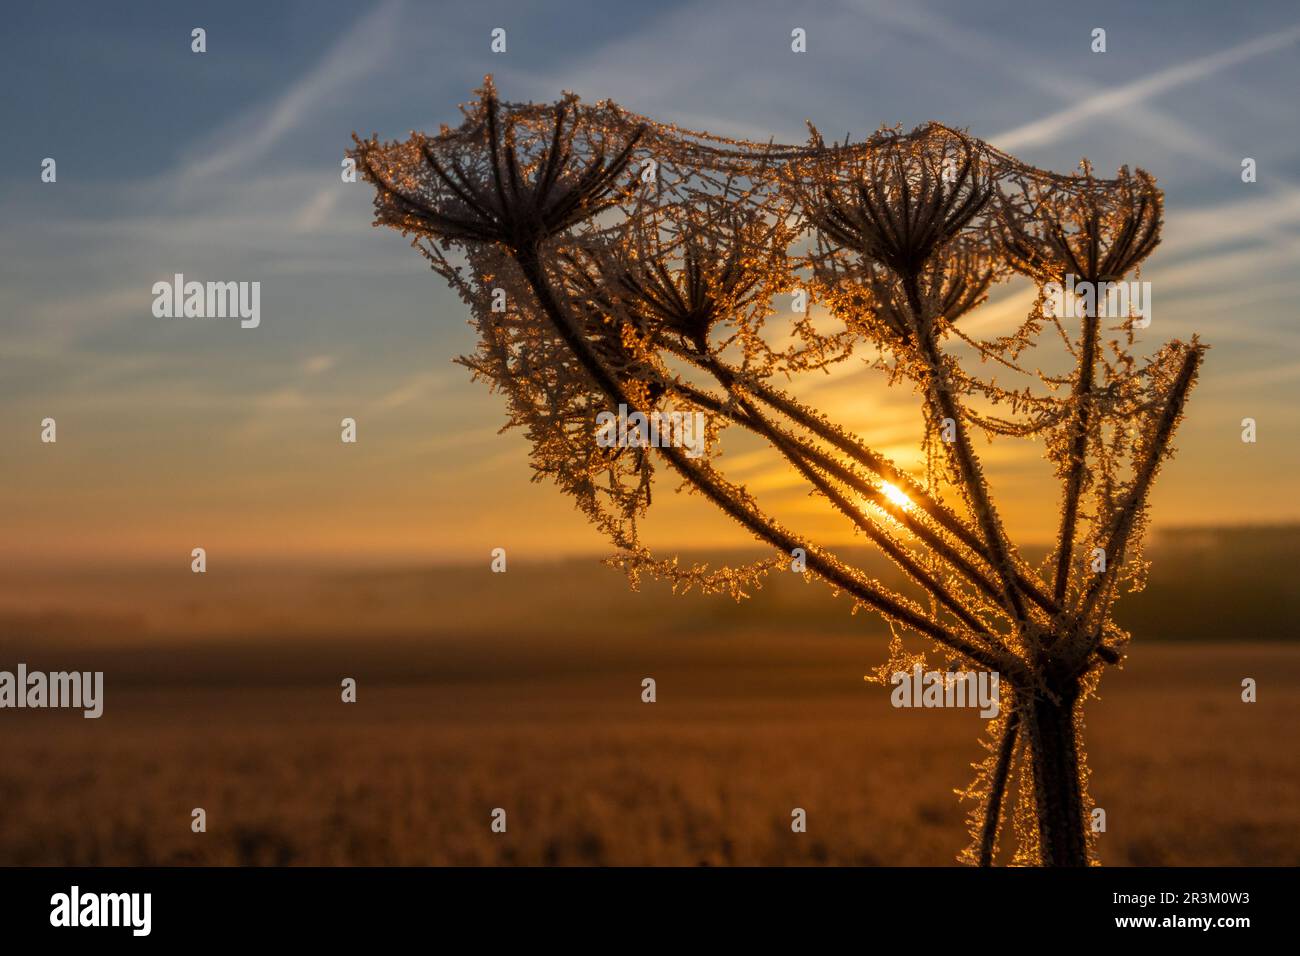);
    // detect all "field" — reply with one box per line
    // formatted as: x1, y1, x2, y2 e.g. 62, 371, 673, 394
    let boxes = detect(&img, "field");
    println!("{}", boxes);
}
1, 529, 1297, 866
1, 645, 1296, 866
